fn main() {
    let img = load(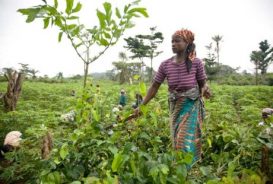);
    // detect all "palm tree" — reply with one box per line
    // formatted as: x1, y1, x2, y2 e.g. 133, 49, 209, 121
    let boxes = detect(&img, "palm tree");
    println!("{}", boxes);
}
56, 72, 63, 80
212, 35, 223, 65
118, 52, 128, 62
